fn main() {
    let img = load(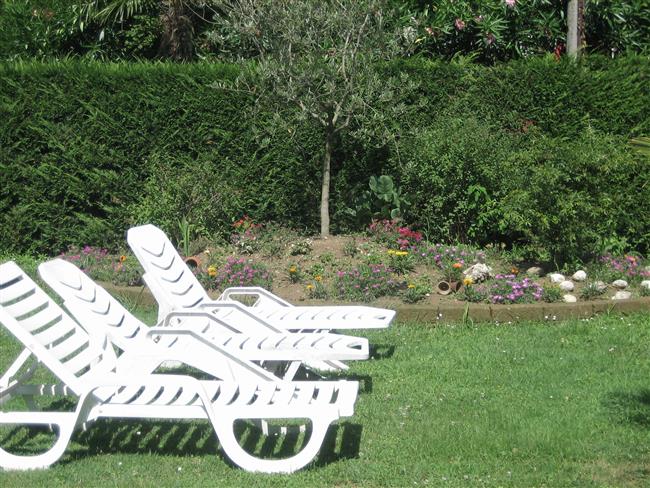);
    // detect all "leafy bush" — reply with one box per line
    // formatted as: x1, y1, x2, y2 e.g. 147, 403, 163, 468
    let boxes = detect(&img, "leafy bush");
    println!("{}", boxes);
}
411, 0, 649, 62
1, 57, 648, 260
